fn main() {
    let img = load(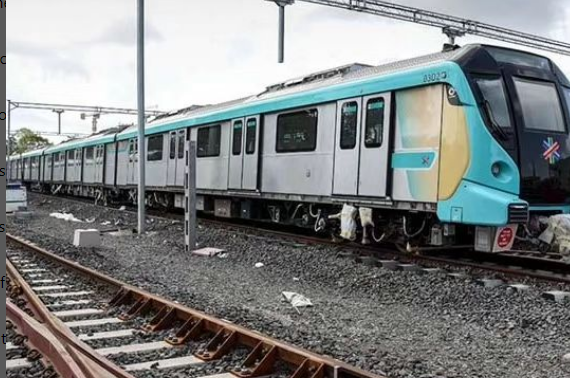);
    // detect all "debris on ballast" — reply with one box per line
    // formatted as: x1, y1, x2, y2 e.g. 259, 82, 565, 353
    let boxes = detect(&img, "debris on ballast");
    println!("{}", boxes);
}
282, 291, 313, 314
